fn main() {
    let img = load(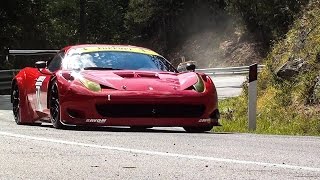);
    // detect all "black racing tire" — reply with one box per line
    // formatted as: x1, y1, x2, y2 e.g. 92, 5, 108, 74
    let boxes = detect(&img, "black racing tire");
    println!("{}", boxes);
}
49, 81, 64, 129
12, 83, 41, 126
12, 83, 22, 125
183, 125, 213, 133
